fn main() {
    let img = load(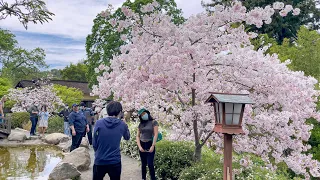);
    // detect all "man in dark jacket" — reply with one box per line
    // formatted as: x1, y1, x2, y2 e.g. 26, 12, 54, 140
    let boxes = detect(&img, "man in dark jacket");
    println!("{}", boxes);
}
93, 101, 130, 180
79, 102, 94, 145
59, 104, 71, 136
69, 104, 89, 152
